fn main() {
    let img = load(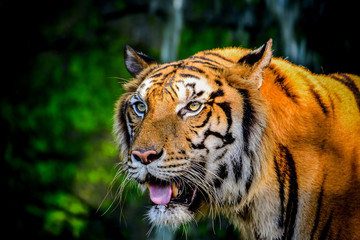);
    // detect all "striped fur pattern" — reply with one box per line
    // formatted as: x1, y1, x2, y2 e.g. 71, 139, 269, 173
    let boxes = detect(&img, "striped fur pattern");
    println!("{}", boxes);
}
114, 40, 360, 239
